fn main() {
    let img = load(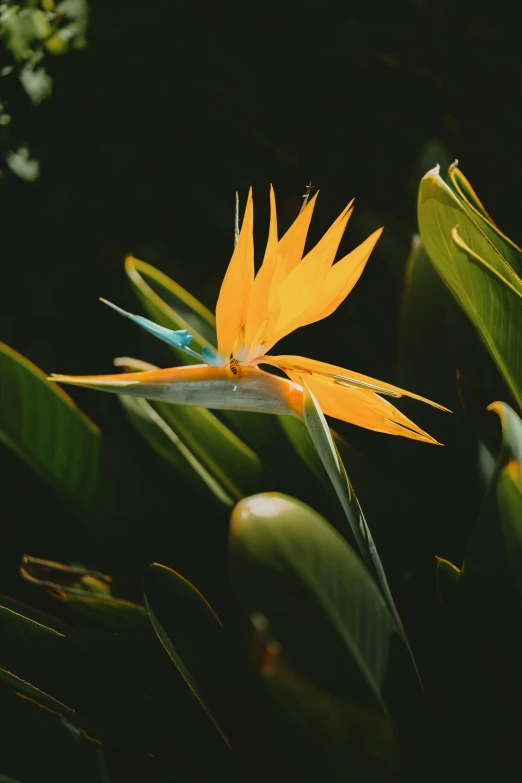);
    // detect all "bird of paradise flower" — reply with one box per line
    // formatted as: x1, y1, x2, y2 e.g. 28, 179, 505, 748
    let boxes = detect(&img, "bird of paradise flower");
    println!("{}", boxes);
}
50, 186, 447, 444
50, 187, 449, 669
